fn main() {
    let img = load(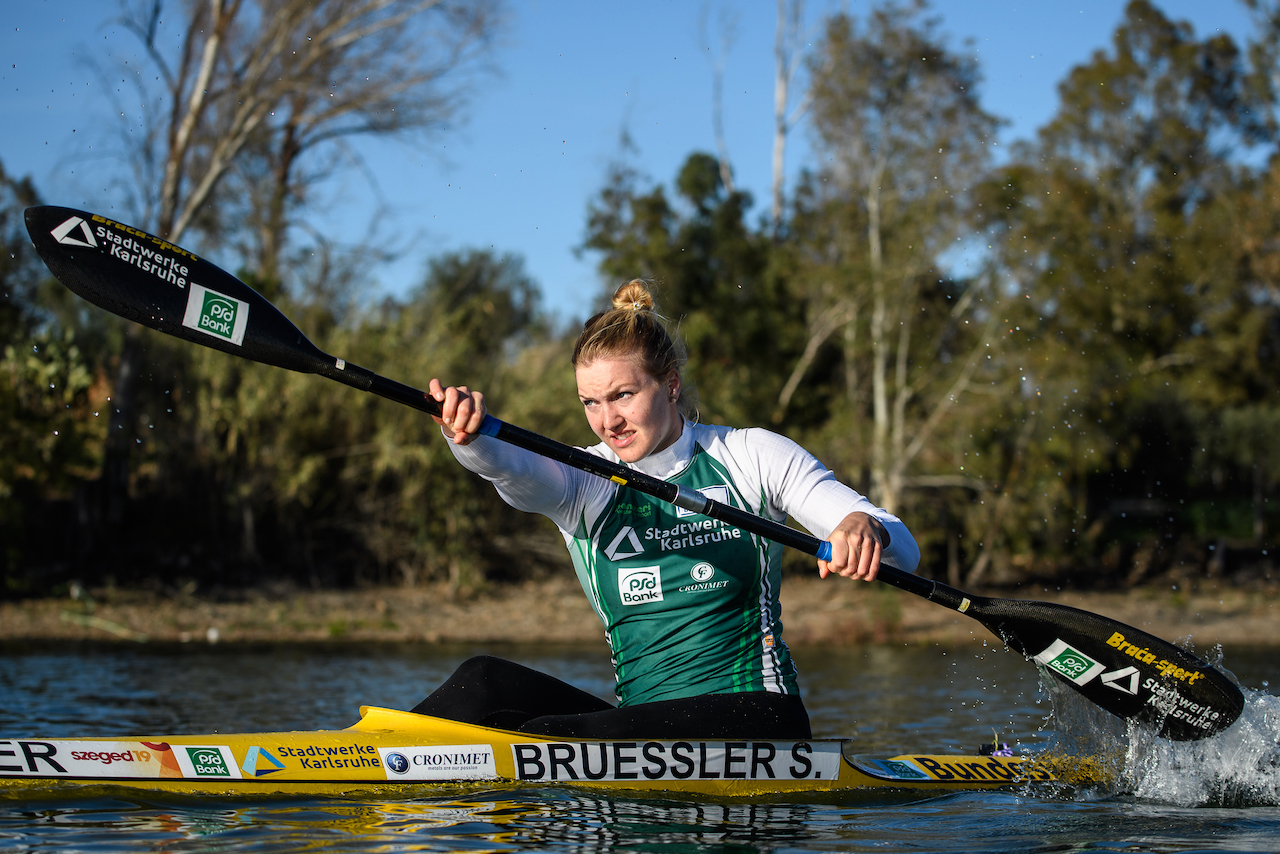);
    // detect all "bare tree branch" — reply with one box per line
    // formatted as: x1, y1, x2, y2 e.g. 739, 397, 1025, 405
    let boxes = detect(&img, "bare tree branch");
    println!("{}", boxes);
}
699, 2, 739, 195
772, 296, 855, 421
771, 0, 816, 229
